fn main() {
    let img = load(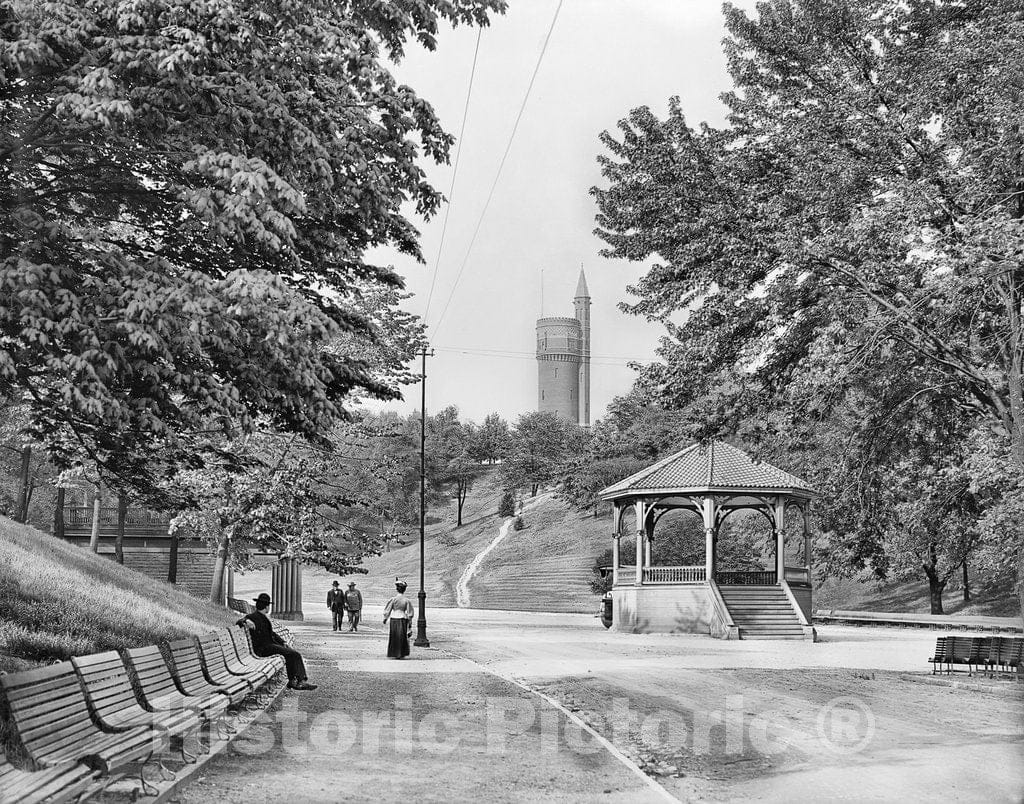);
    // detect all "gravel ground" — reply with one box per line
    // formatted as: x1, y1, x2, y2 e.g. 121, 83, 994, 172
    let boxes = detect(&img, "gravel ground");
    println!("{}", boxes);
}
170, 614, 665, 804
184, 593, 1024, 803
